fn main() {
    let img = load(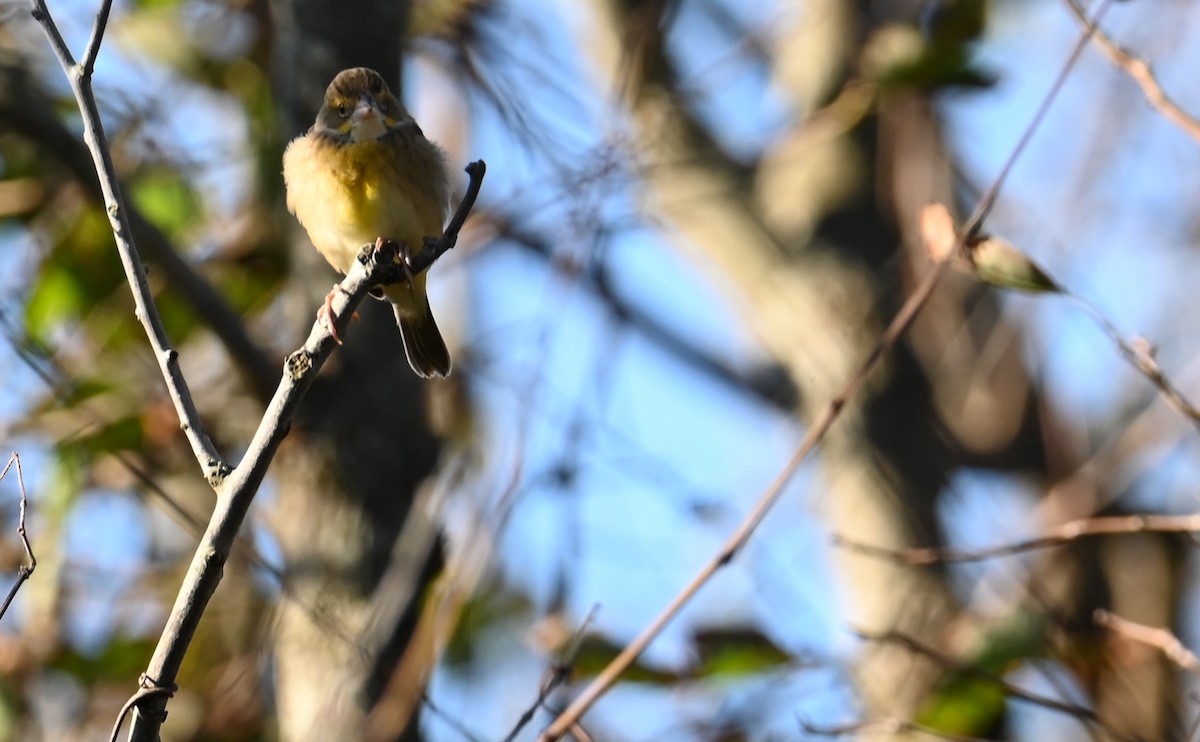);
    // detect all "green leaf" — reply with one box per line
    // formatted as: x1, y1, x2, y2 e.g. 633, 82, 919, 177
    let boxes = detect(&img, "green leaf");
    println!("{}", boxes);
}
917, 675, 1008, 734
129, 169, 198, 237
50, 635, 158, 686
571, 633, 680, 684
25, 264, 85, 336
692, 628, 791, 679
967, 235, 1060, 293
919, 611, 1047, 735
